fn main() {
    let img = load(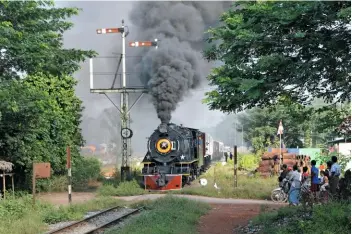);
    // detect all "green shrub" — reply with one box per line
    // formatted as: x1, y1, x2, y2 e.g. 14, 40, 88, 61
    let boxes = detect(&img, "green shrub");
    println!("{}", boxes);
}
98, 184, 118, 196
252, 201, 351, 234
98, 180, 146, 196
238, 153, 260, 171
72, 156, 101, 190
36, 176, 67, 192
